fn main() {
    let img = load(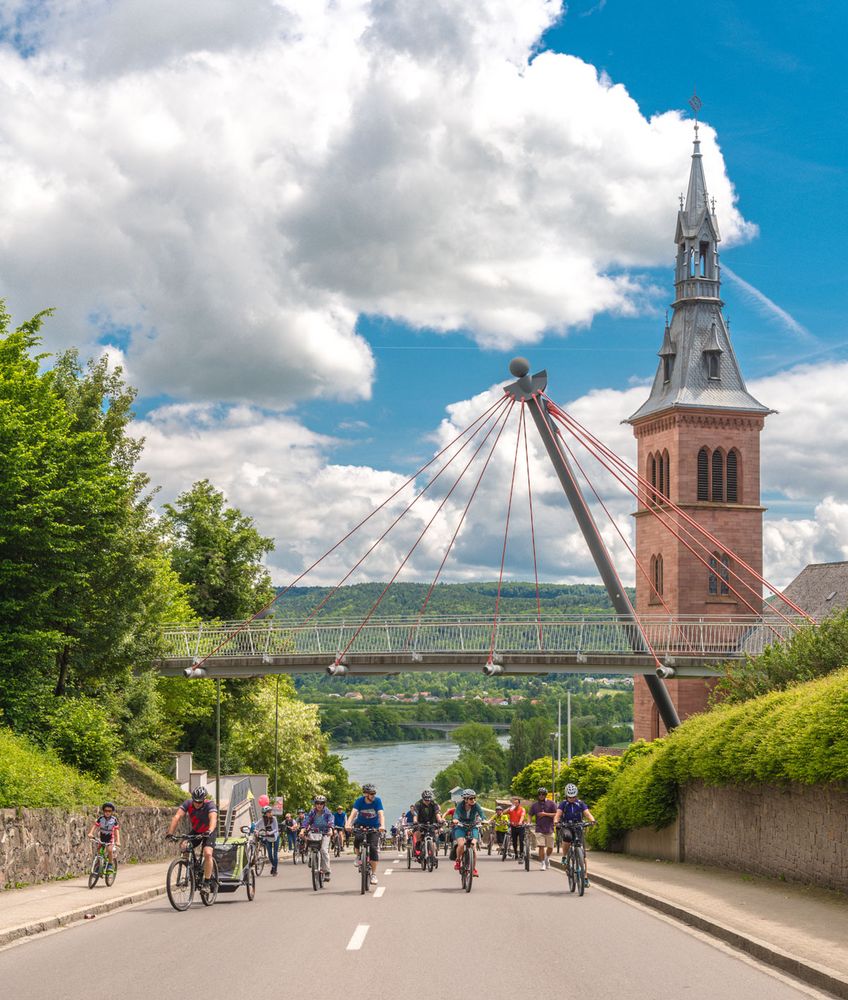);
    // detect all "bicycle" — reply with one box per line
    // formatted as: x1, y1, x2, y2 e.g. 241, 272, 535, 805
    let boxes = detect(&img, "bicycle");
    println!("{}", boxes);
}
455, 822, 478, 893
508, 822, 531, 870
241, 827, 267, 878
165, 834, 219, 911
331, 828, 344, 857
561, 821, 594, 897
88, 838, 118, 889
305, 832, 326, 890
417, 823, 440, 872
352, 825, 377, 895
